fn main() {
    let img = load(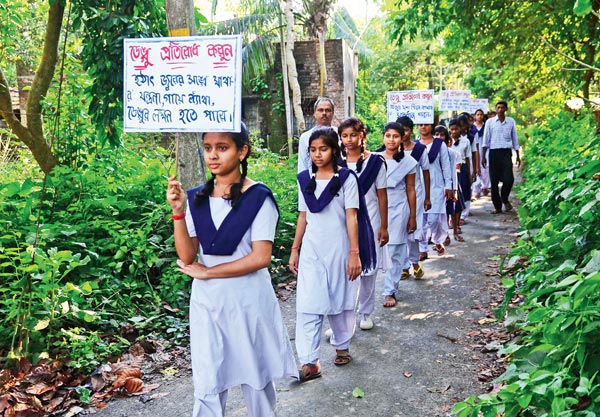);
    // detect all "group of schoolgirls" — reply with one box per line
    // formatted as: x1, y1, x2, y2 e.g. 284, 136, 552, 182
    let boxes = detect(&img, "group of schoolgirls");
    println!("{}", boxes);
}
290, 117, 452, 382
164, 112, 488, 416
